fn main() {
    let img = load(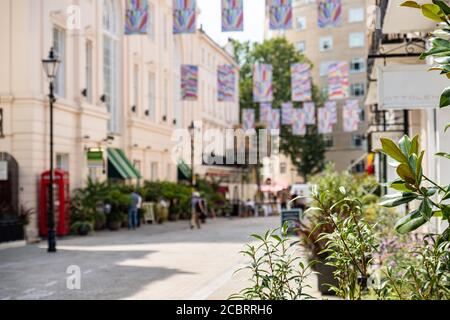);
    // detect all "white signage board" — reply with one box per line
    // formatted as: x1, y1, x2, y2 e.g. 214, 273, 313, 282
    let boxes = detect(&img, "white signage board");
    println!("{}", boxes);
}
378, 64, 449, 110
370, 131, 404, 152
0, 161, 7, 181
